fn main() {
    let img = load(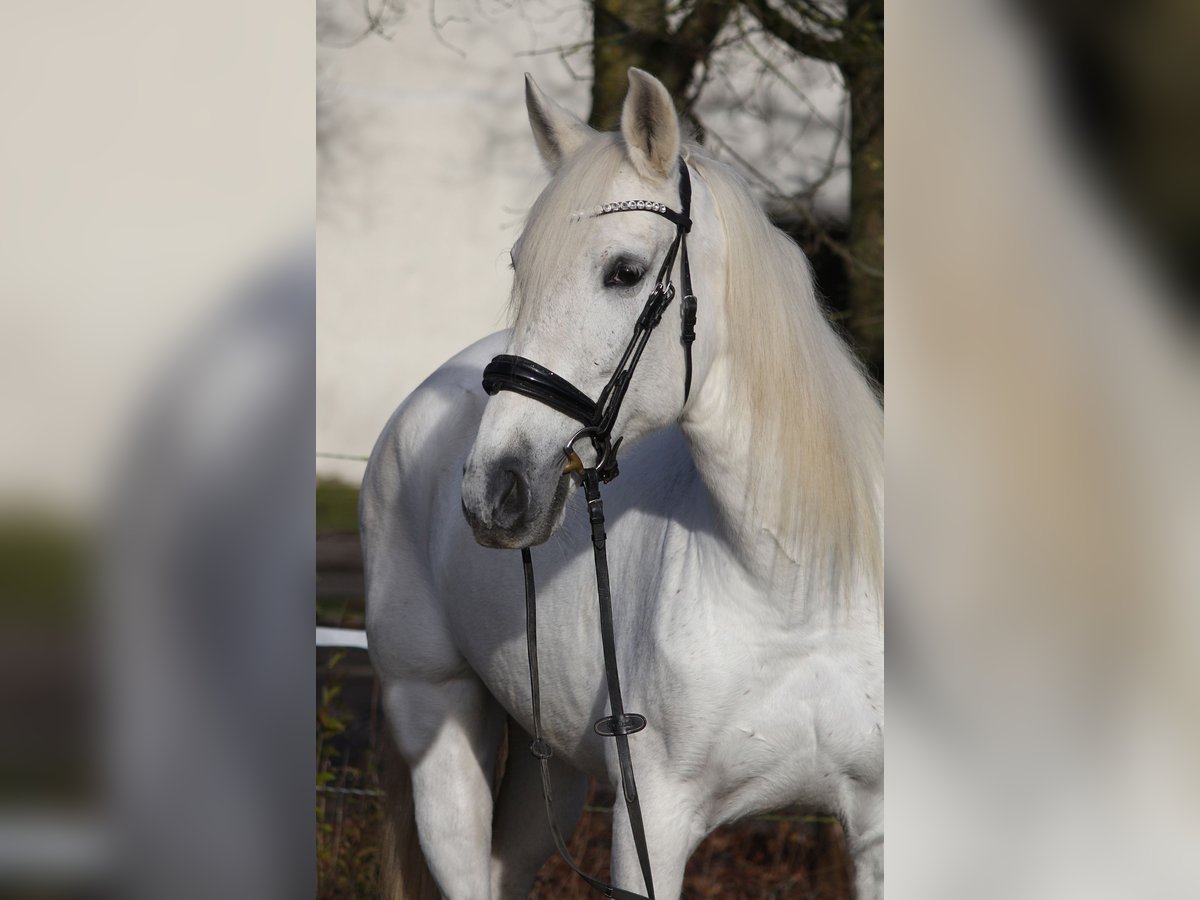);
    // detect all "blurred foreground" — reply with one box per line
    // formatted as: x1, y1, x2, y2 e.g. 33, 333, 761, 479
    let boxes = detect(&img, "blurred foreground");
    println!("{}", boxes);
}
887, 1, 1200, 898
